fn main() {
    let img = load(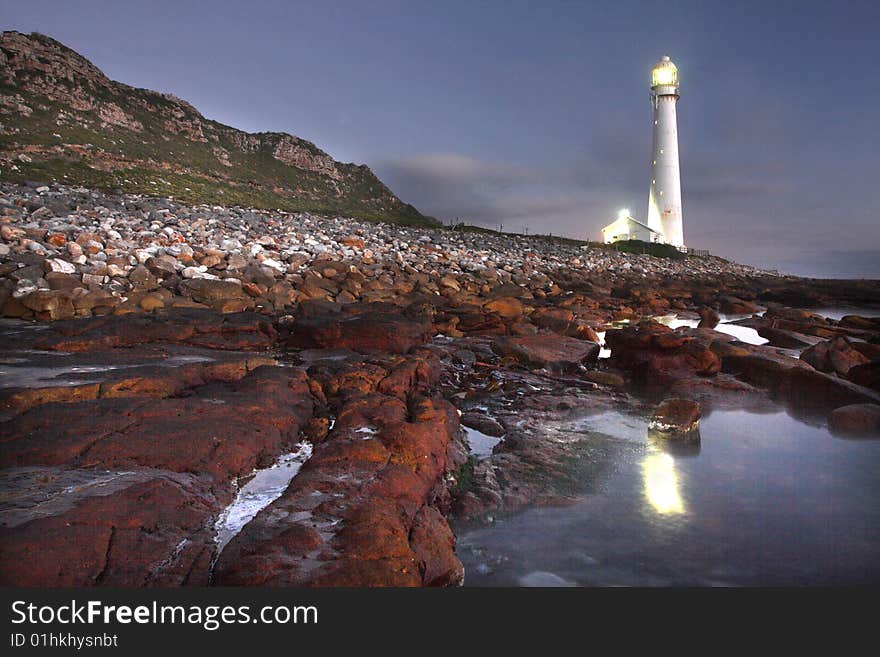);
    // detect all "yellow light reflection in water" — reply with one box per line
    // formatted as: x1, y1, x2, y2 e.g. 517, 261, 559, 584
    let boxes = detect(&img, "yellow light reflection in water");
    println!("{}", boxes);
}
642, 452, 685, 515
